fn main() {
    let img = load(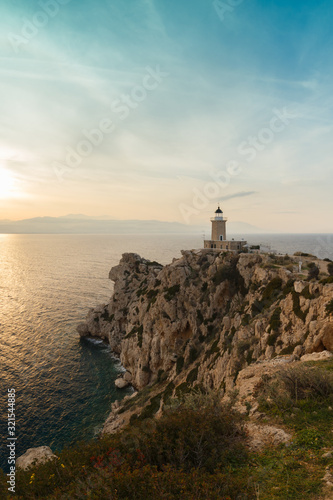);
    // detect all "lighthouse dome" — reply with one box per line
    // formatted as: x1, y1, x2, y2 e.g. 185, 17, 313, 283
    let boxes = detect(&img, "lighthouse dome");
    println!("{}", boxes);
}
215, 206, 223, 214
